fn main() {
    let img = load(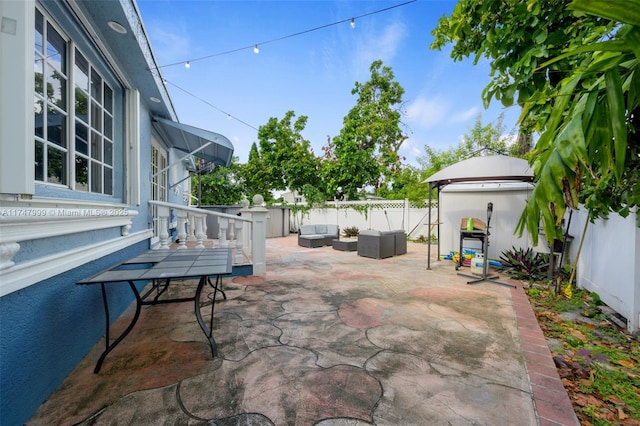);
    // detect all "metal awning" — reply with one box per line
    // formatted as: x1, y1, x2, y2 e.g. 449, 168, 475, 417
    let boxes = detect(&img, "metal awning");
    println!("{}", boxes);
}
152, 116, 234, 166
